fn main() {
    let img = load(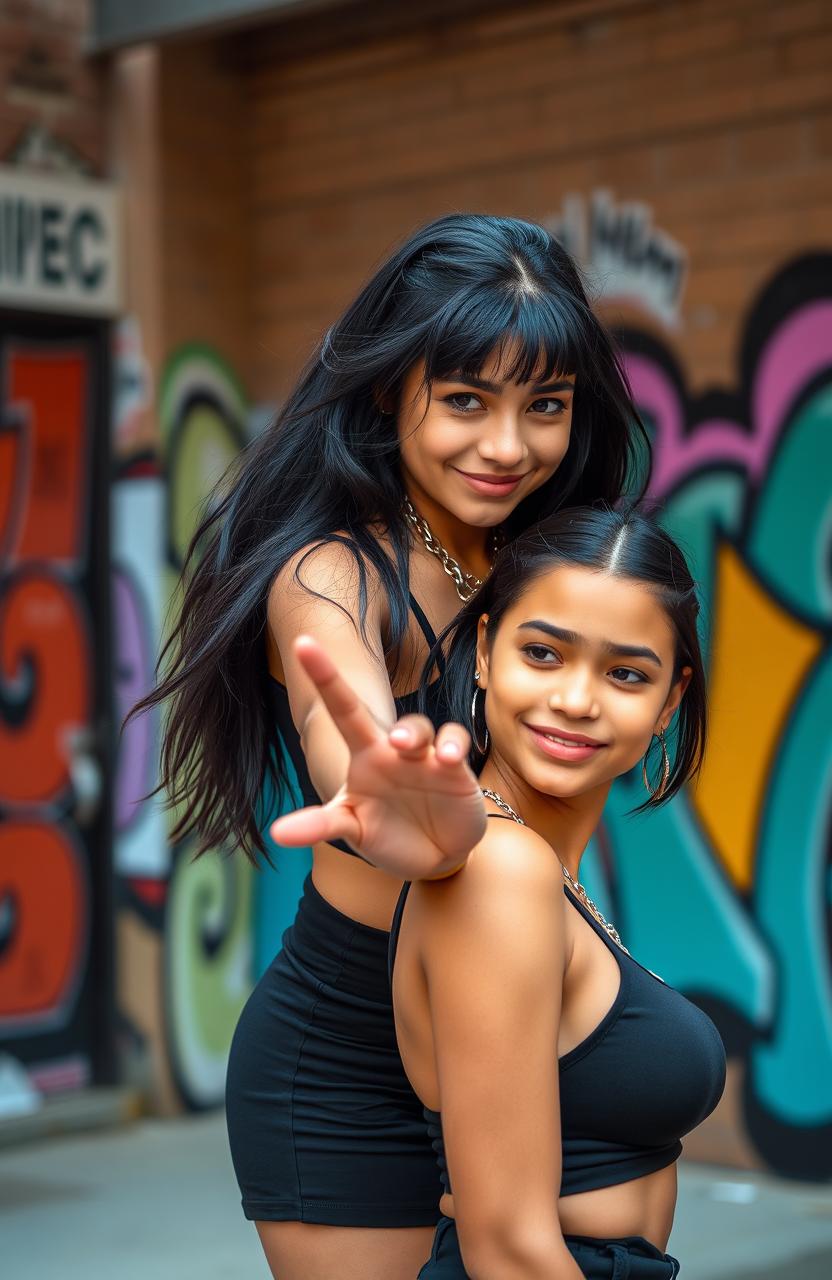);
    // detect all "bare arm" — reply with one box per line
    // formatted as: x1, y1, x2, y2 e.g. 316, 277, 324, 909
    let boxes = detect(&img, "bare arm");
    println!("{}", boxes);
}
418, 828, 585, 1279
269, 541, 393, 804
267, 544, 485, 878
